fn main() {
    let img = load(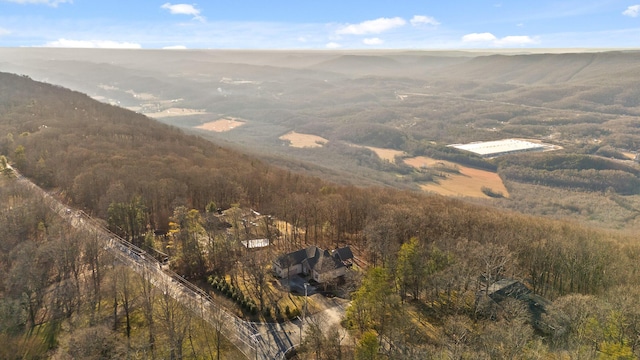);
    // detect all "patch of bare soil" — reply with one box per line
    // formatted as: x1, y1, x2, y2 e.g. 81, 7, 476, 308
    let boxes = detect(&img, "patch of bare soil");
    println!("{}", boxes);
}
279, 131, 328, 148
